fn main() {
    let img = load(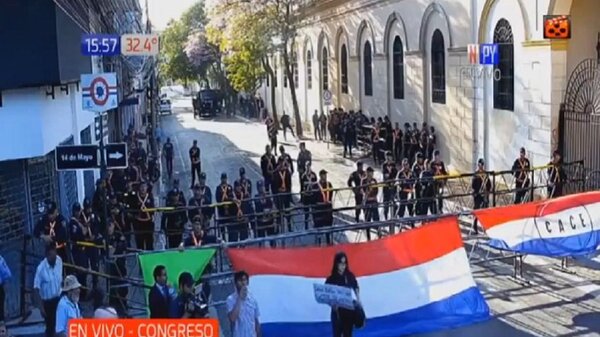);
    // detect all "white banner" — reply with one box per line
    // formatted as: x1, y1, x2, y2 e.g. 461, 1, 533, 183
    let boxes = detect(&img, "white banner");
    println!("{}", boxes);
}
313, 283, 355, 310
